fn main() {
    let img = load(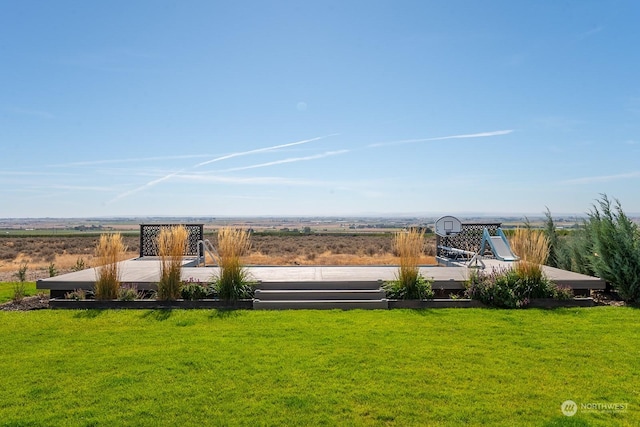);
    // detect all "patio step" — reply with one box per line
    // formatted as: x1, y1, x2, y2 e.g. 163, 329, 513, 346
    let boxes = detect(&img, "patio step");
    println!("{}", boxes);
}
254, 289, 386, 301
253, 280, 388, 310
256, 280, 383, 291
